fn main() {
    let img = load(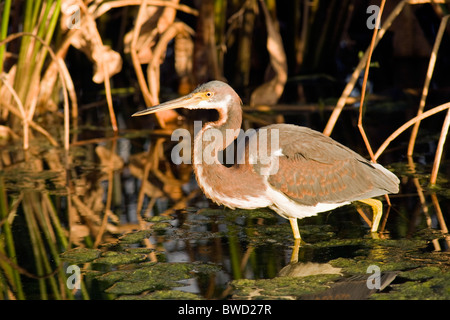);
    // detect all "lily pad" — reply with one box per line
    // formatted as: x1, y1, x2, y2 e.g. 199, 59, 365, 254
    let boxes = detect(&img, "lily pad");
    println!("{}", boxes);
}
145, 215, 175, 223
372, 270, 450, 300
101, 263, 202, 295
116, 290, 202, 300
93, 251, 147, 265
231, 274, 341, 299
60, 248, 101, 264
399, 266, 443, 281
118, 230, 152, 244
